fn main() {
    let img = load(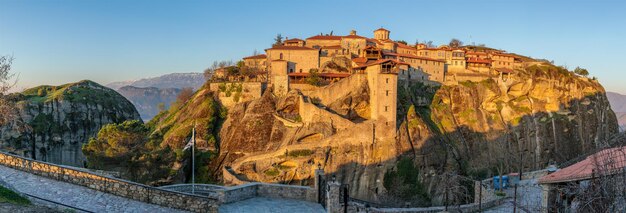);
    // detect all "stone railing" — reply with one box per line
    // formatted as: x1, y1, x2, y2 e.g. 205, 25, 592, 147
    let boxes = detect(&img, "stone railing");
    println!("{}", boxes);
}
0, 151, 219, 213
